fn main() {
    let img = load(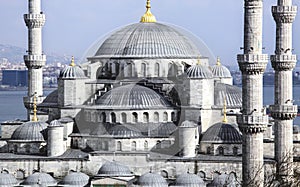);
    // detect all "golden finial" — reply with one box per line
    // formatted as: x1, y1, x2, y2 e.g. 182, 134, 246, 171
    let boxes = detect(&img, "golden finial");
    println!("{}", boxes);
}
140, 0, 157, 23
32, 93, 38, 122
70, 56, 75, 67
197, 56, 201, 65
216, 56, 221, 66
223, 96, 228, 123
